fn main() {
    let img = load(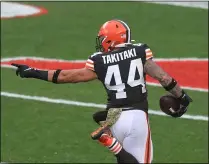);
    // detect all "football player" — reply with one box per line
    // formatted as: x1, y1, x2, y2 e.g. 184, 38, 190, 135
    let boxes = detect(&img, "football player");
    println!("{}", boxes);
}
12, 19, 192, 163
